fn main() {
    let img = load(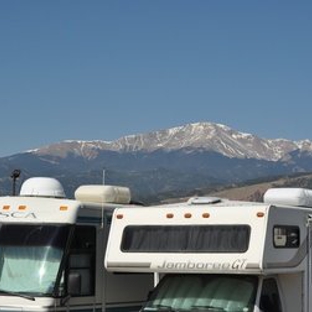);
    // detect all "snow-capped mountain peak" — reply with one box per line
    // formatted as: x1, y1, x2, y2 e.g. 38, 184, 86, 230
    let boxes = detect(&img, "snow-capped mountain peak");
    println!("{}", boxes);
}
30, 122, 312, 161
